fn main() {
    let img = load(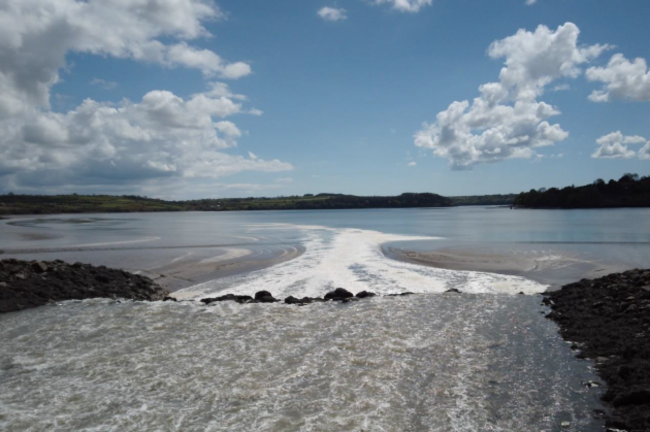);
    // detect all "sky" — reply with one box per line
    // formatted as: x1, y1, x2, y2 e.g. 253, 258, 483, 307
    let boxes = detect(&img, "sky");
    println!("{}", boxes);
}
0, 0, 649, 199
